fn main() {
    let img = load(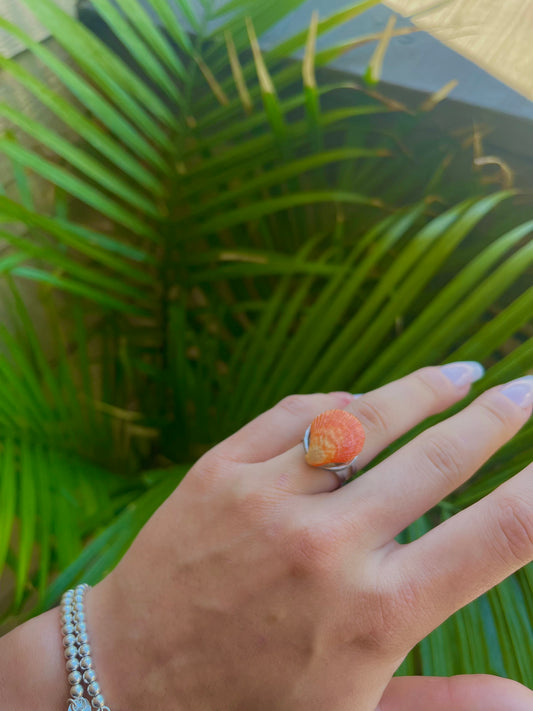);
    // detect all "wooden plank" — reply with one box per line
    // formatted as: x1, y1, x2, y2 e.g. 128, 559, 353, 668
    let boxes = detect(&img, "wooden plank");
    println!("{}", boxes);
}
384, 0, 533, 102
0, 0, 76, 59
0, 39, 78, 230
